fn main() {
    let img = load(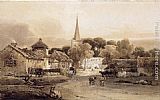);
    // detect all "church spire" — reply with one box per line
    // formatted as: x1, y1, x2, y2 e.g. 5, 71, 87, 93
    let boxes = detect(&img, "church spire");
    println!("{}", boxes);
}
73, 16, 80, 40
